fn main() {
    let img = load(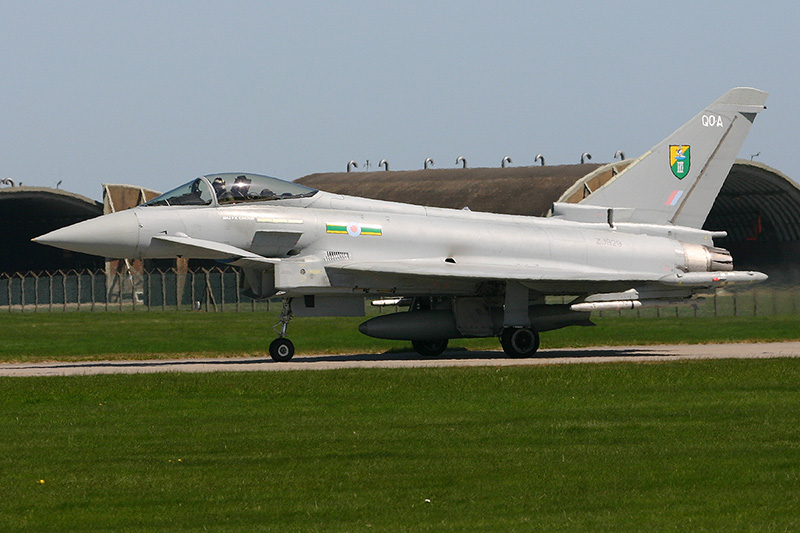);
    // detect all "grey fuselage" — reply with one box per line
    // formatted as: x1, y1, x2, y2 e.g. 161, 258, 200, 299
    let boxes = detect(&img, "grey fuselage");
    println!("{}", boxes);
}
107, 189, 703, 298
